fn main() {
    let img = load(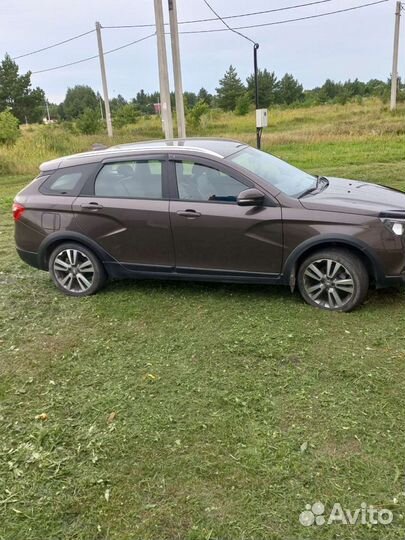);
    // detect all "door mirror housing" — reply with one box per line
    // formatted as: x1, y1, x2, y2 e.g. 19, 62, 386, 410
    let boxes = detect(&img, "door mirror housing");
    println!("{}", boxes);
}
237, 188, 265, 207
